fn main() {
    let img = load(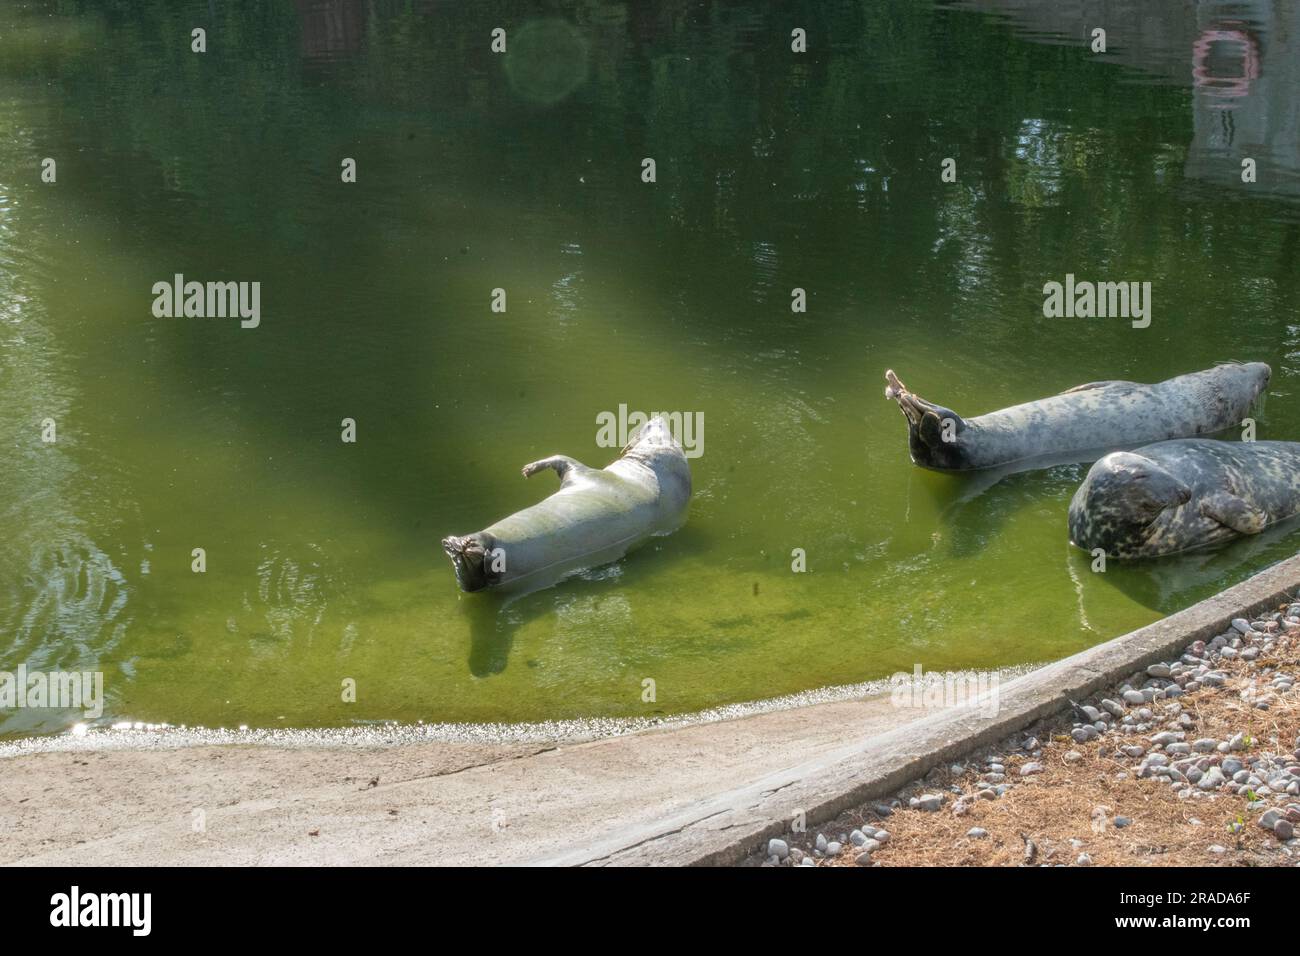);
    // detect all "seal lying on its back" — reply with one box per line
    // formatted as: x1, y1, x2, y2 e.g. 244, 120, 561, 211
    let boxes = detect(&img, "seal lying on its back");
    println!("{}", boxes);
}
1068, 439, 1300, 559
884, 363, 1270, 472
442, 417, 691, 593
